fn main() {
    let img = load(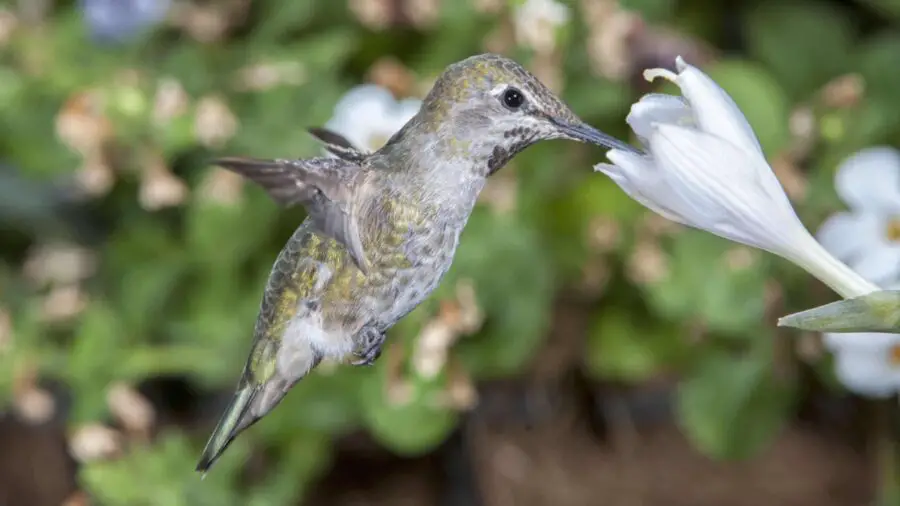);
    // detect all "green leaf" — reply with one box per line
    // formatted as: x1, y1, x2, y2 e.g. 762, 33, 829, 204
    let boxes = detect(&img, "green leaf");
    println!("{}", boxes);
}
743, 0, 855, 100
562, 79, 631, 121
704, 59, 791, 156
778, 289, 900, 333
65, 302, 126, 423
246, 432, 333, 506
81, 431, 247, 506
854, 32, 900, 117
256, 366, 371, 438
645, 231, 769, 339
856, 0, 900, 22
618, 0, 676, 22
113, 257, 186, 337
448, 209, 555, 378
359, 365, 458, 456
183, 187, 279, 274
585, 306, 687, 382
676, 352, 795, 460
